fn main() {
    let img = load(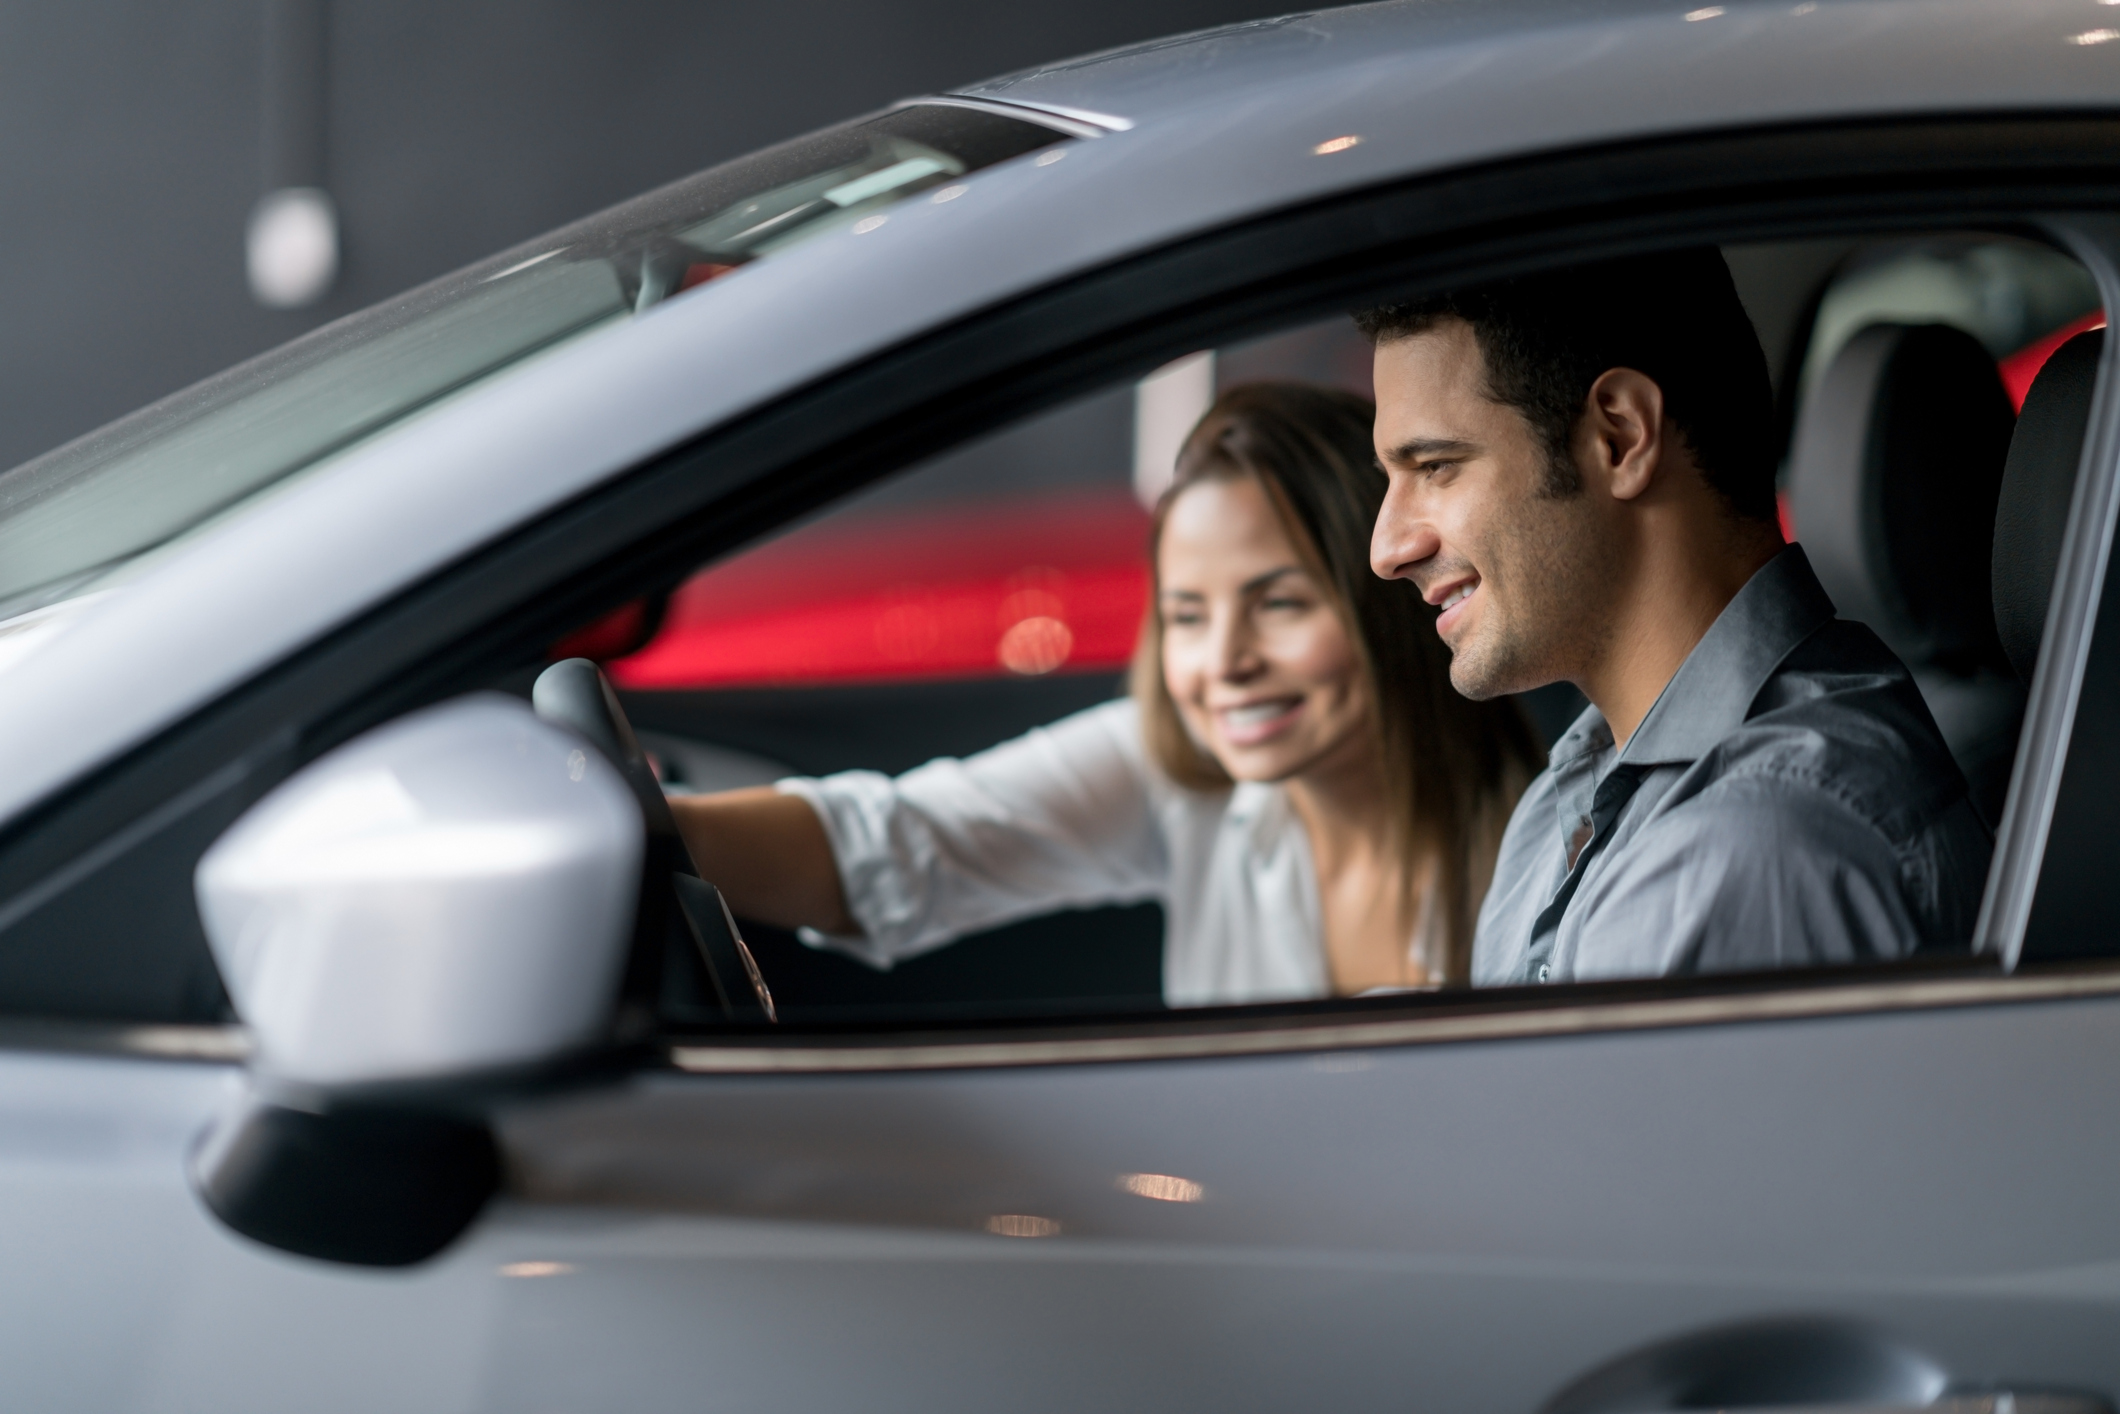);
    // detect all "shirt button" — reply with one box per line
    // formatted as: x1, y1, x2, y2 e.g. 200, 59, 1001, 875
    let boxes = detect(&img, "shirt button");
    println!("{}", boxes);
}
1535, 962, 1551, 983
